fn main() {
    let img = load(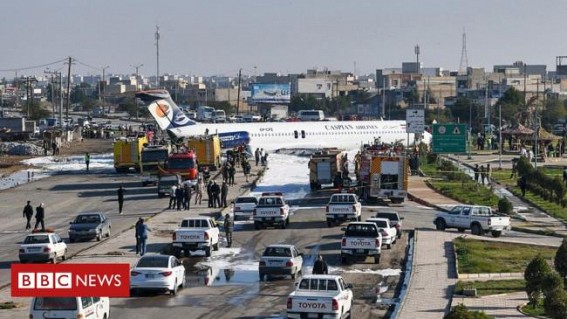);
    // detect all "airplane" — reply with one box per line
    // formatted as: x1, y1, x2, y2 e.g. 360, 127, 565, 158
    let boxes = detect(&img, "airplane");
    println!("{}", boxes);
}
137, 89, 430, 152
